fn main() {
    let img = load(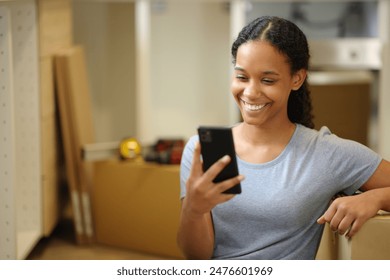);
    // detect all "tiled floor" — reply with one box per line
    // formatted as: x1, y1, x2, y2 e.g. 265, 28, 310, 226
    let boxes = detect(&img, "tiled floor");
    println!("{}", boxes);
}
26, 218, 173, 260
